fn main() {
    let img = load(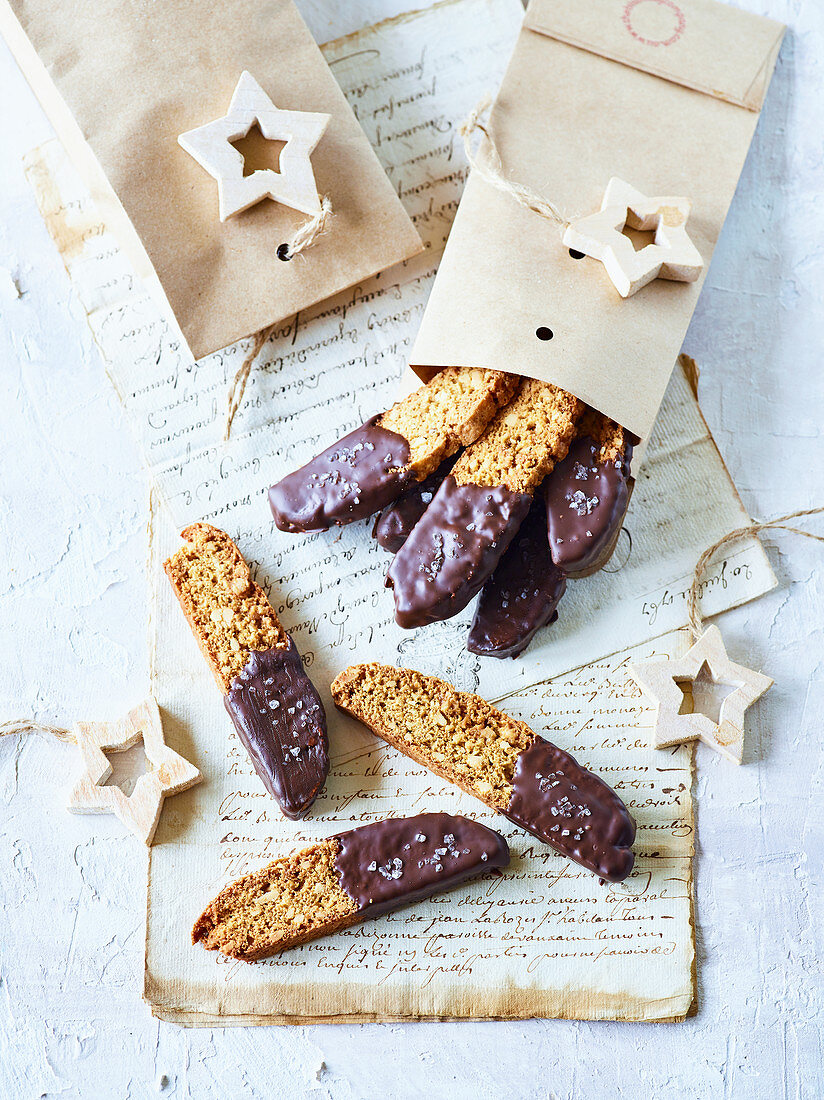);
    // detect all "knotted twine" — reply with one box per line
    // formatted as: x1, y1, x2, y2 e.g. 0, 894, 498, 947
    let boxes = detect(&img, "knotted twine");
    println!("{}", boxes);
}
224, 195, 333, 440
458, 95, 573, 235
686, 506, 824, 643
